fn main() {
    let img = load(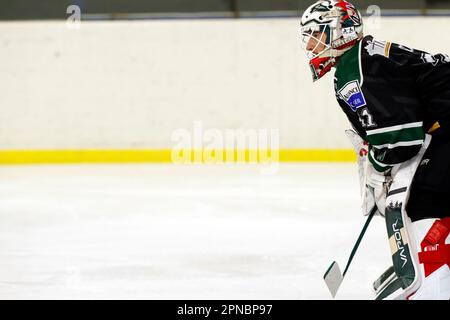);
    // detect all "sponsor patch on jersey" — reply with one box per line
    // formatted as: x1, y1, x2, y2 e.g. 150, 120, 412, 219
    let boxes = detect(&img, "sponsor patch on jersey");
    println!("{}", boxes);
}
365, 39, 391, 58
421, 53, 450, 66
338, 80, 367, 111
